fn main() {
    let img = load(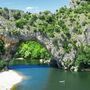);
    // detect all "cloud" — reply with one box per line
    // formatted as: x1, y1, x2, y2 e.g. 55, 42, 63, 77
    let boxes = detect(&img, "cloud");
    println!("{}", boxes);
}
26, 7, 34, 10
25, 6, 39, 13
